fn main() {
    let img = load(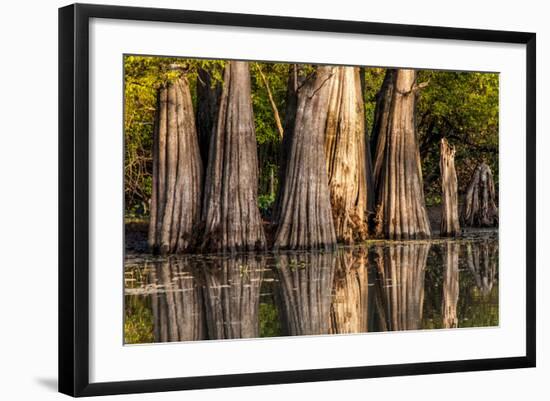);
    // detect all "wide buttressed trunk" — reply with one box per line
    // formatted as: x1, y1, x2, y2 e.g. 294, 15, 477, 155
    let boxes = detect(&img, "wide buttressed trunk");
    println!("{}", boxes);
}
442, 242, 460, 328
466, 240, 498, 296
440, 138, 461, 236
461, 163, 498, 227
148, 77, 203, 254
201, 61, 266, 253
273, 66, 337, 250
373, 69, 431, 239
325, 67, 373, 244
